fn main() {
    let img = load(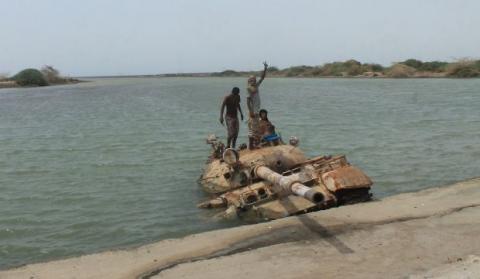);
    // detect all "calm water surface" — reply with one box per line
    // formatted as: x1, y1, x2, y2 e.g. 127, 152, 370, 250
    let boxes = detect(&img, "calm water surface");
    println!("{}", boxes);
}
1, 77, 479, 268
